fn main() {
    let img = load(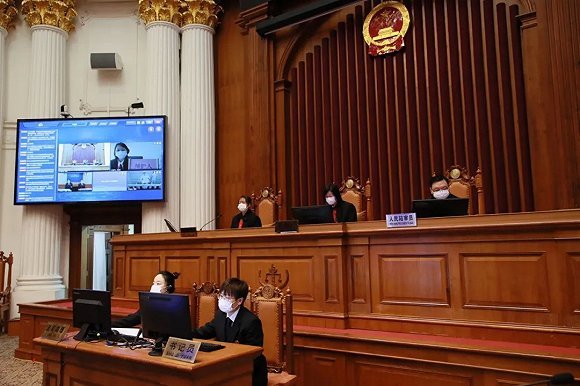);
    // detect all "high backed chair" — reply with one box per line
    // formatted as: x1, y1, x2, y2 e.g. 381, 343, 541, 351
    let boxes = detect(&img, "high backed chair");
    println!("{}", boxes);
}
339, 177, 373, 221
191, 281, 219, 329
251, 265, 296, 386
444, 165, 485, 215
252, 187, 283, 226
0, 251, 13, 334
